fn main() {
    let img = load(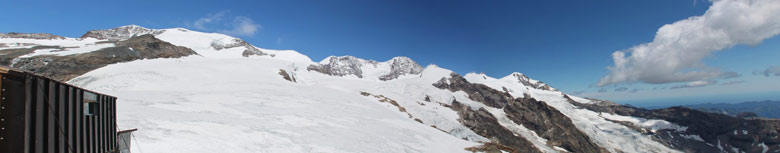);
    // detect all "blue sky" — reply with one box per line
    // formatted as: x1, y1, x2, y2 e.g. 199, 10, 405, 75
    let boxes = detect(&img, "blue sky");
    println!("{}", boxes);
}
2, 0, 778, 106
